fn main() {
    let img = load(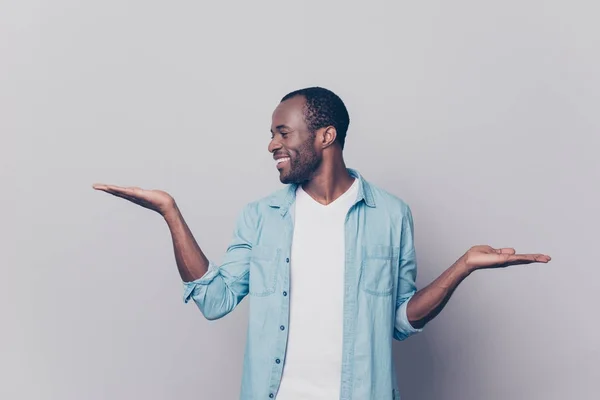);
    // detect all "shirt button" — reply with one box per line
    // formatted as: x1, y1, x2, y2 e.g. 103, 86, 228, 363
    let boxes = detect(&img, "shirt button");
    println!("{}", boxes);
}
280, 325, 285, 331
285, 257, 289, 263
269, 394, 274, 398
275, 358, 281, 364
283, 291, 287, 296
